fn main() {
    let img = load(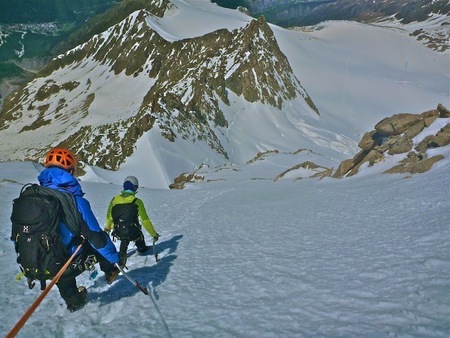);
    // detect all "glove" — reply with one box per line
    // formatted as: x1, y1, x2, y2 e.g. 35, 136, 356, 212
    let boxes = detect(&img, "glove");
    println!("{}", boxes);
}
153, 232, 159, 242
